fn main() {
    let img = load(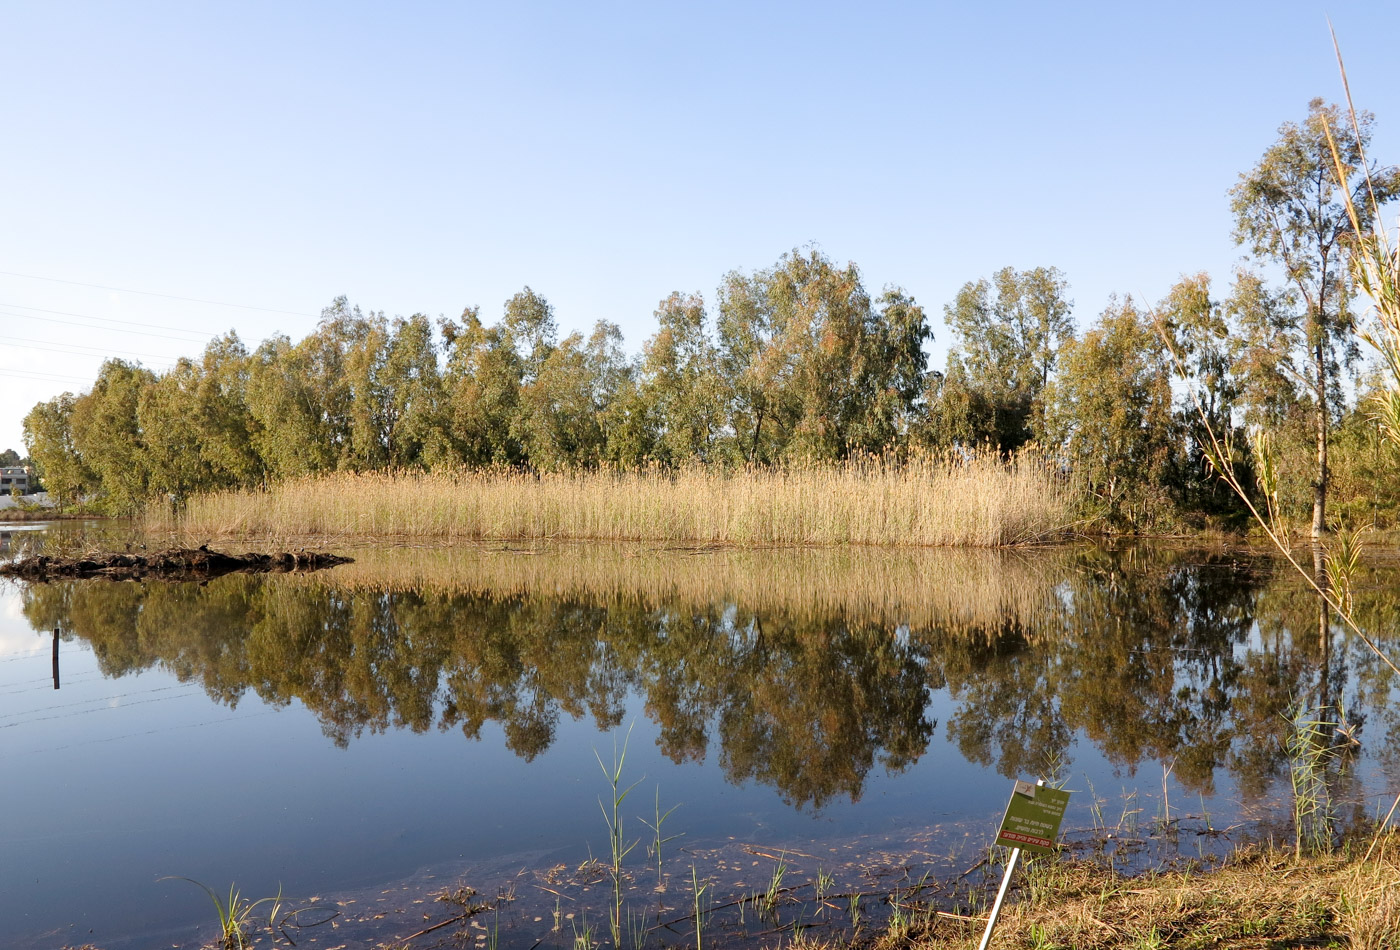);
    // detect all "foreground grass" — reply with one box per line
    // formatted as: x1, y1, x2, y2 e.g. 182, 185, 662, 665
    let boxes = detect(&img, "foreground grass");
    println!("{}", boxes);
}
852, 836, 1400, 950
150, 454, 1076, 547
